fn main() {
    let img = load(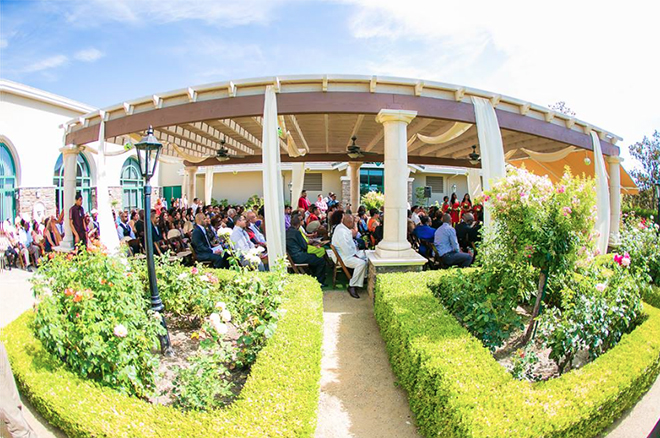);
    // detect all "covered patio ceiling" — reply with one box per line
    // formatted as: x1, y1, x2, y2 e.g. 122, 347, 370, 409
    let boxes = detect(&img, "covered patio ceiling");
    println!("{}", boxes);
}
64, 74, 622, 169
